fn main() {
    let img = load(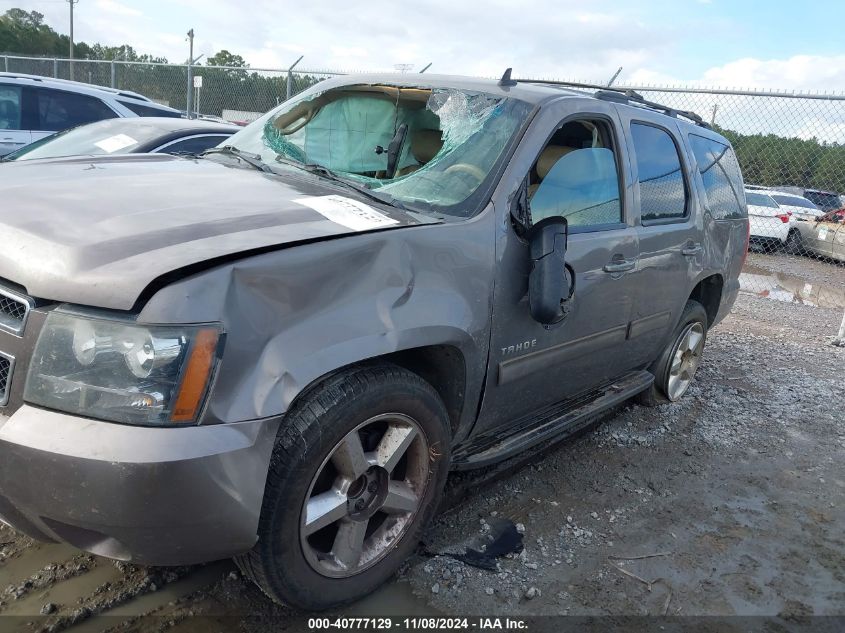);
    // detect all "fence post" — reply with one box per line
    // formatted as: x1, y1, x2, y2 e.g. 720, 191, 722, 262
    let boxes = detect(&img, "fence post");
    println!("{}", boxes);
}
834, 309, 845, 347
3, 57, 7, 73
53, 58, 58, 78
186, 29, 195, 119
110, 60, 116, 88
286, 55, 304, 101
